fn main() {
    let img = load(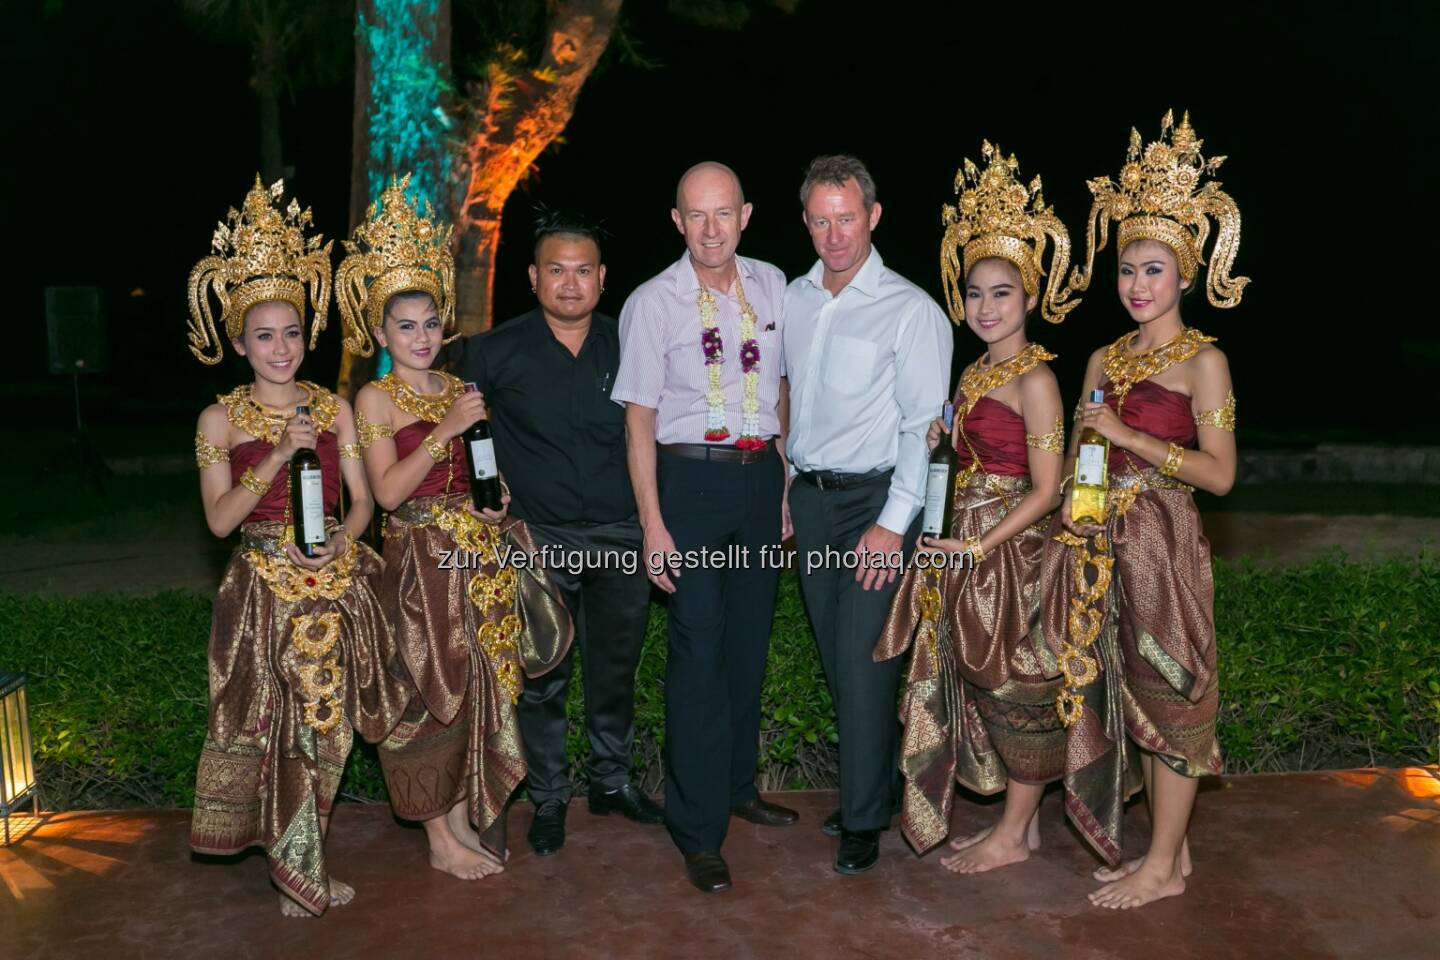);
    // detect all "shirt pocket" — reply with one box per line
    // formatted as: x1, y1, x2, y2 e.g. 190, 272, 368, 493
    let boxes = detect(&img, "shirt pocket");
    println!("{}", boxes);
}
823, 334, 876, 396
